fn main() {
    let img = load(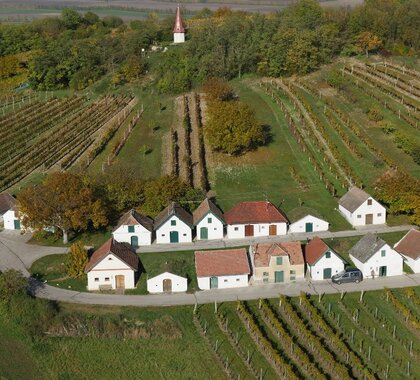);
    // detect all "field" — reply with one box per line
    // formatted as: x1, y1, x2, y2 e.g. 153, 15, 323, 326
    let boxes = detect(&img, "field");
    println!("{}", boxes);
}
1, 286, 419, 379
